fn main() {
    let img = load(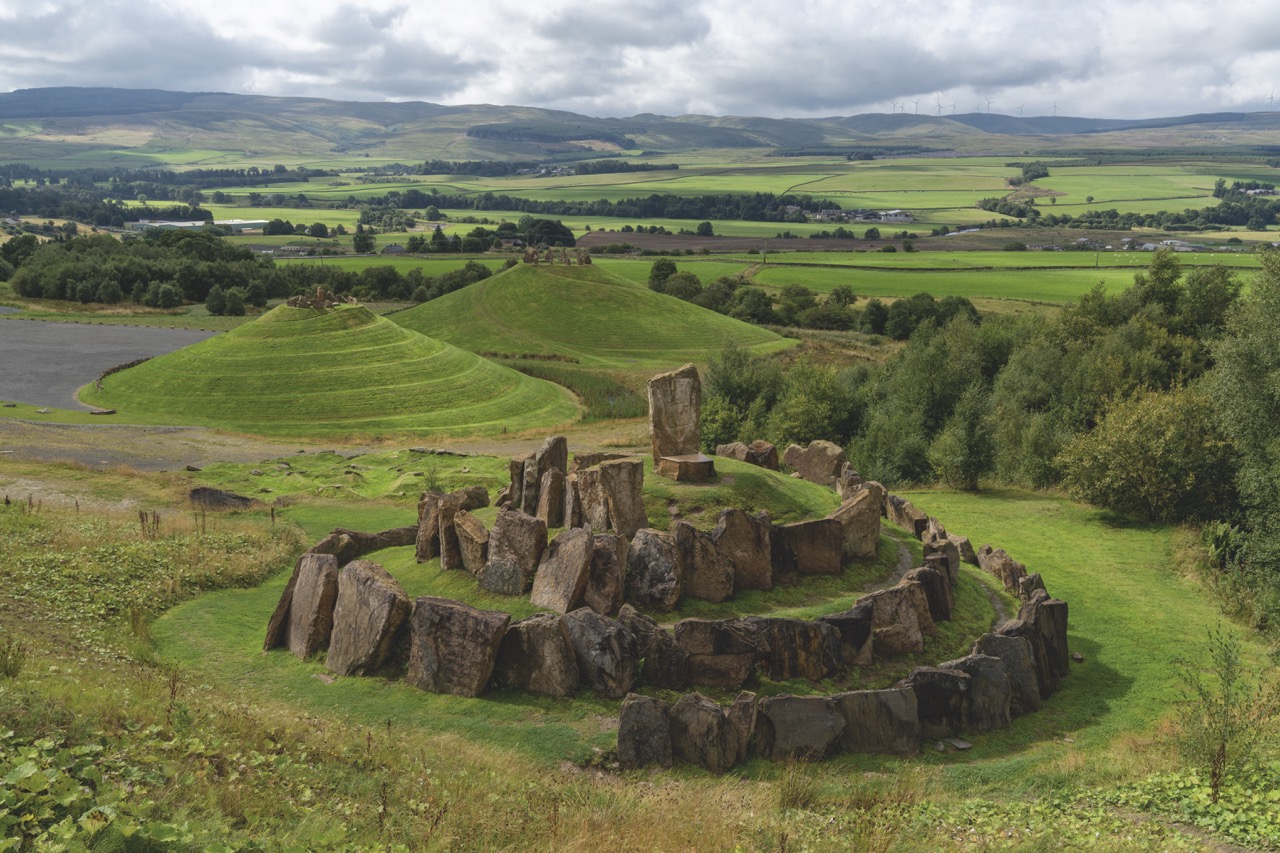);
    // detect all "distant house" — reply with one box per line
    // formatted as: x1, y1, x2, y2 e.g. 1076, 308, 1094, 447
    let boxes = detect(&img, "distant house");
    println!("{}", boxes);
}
381, 244, 406, 255
881, 210, 913, 223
